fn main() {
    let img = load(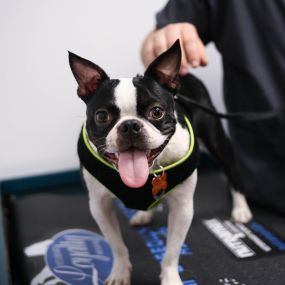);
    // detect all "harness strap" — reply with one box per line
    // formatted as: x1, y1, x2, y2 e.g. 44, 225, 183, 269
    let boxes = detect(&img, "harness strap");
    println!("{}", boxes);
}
78, 116, 199, 210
